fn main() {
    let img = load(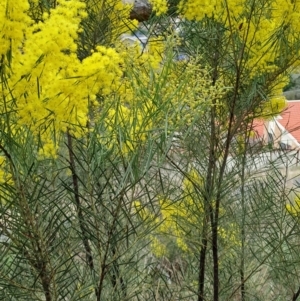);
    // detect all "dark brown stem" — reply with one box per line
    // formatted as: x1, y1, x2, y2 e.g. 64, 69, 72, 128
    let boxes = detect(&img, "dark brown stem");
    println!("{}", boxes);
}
209, 107, 219, 301
209, 7, 252, 295
239, 127, 252, 301
198, 235, 208, 301
164, 151, 210, 301
111, 245, 127, 297
39, 265, 52, 301
96, 194, 123, 301
292, 287, 300, 301
211, 213, 219, 301
197, 41, 220, 299
198, 94, 218, 301
197, 140, 216, 301
67, 132, 97, 296
209, 24, 221, 301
